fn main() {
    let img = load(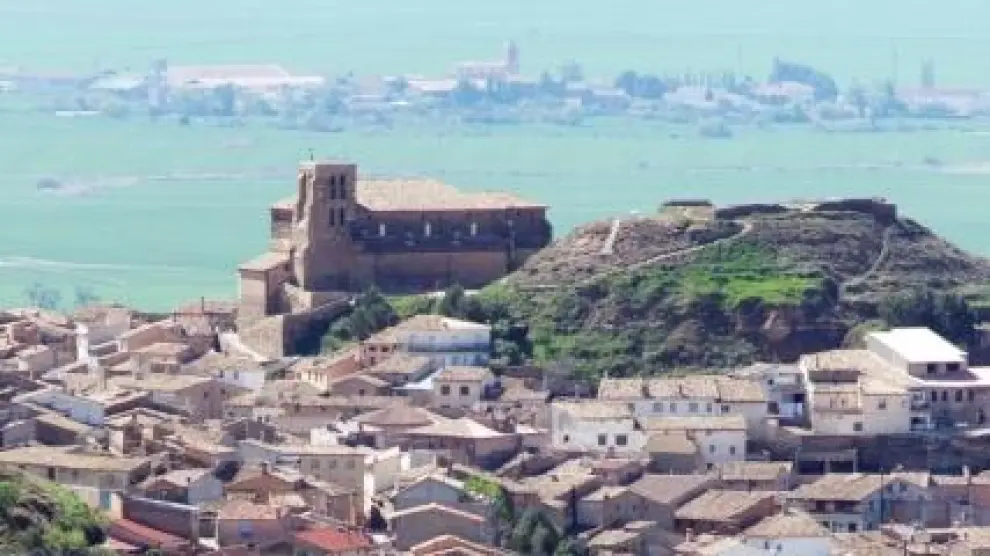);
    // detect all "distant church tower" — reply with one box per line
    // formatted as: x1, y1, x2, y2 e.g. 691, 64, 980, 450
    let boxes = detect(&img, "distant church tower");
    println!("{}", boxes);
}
505, 41, 520, 76
147, 58, 168, 113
